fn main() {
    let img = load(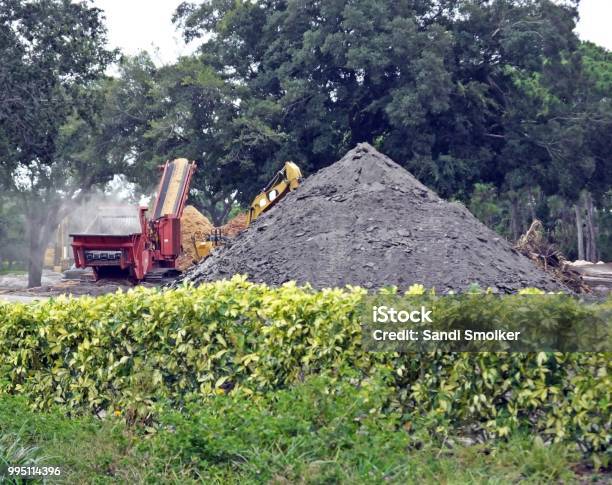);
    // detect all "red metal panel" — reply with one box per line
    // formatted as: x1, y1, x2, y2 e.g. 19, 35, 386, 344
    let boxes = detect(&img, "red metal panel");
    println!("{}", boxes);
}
158, 217, 181, 257
71, 233, 142, 280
